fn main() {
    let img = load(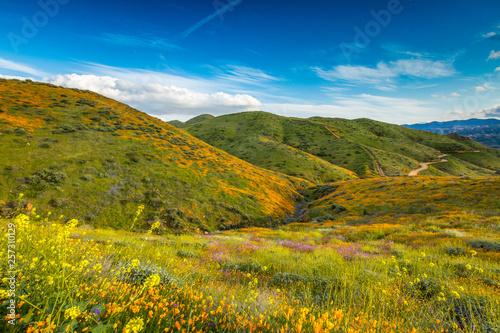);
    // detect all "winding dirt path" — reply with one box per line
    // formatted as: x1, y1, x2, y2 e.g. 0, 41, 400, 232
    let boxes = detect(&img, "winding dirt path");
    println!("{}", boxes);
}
409, 154, 448, 176
361, 147, 386, 177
